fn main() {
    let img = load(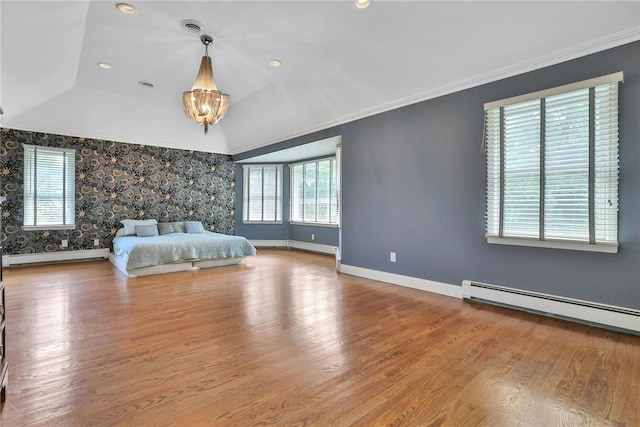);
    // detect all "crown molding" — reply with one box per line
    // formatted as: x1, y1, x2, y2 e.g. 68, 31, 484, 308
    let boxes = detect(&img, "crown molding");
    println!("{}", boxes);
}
231, 26, 640, 156
2, 120, 233, 155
